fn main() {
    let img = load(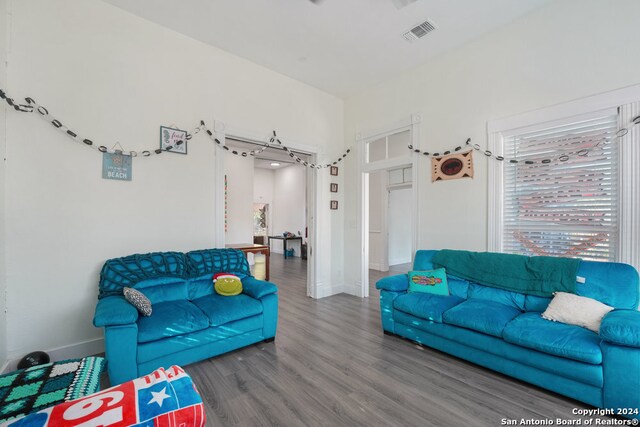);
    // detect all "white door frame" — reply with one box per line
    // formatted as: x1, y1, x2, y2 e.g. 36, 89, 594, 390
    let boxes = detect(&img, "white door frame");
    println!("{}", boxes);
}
213, 120, 319, 297
357, 114, 422, 298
